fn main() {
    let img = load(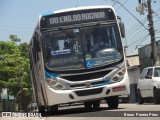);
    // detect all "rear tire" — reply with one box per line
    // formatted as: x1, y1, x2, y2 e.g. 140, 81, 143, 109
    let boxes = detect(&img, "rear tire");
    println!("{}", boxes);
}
153, 88, 160, 104
84, 101, 92, 109
92, 100, 100, 108
137, 90, 144, 104
106, 96, 119, 109
38, 105, 45, 112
